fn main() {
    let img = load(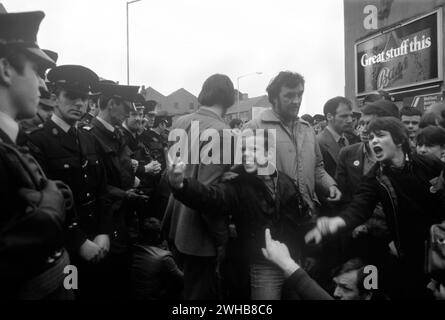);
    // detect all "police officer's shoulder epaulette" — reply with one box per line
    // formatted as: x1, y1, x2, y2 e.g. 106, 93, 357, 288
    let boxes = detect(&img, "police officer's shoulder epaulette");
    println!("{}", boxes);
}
26, 139, 43, 154
81, 126, 93, 131
27, 125, 45, 136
